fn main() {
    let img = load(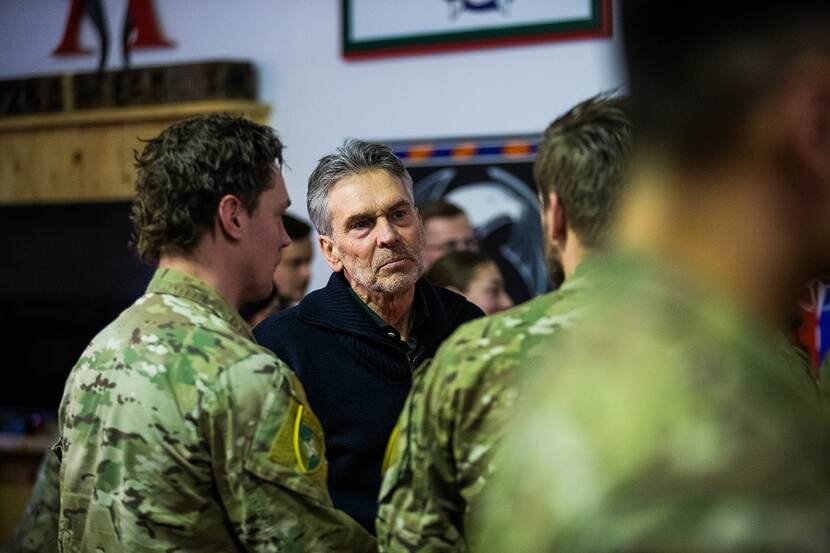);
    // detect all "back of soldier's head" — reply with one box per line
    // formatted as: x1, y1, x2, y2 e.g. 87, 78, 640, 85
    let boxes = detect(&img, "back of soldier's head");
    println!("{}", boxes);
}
534, 93, 632, 249
130, 114, 284, 263
623, 1, 830, 167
